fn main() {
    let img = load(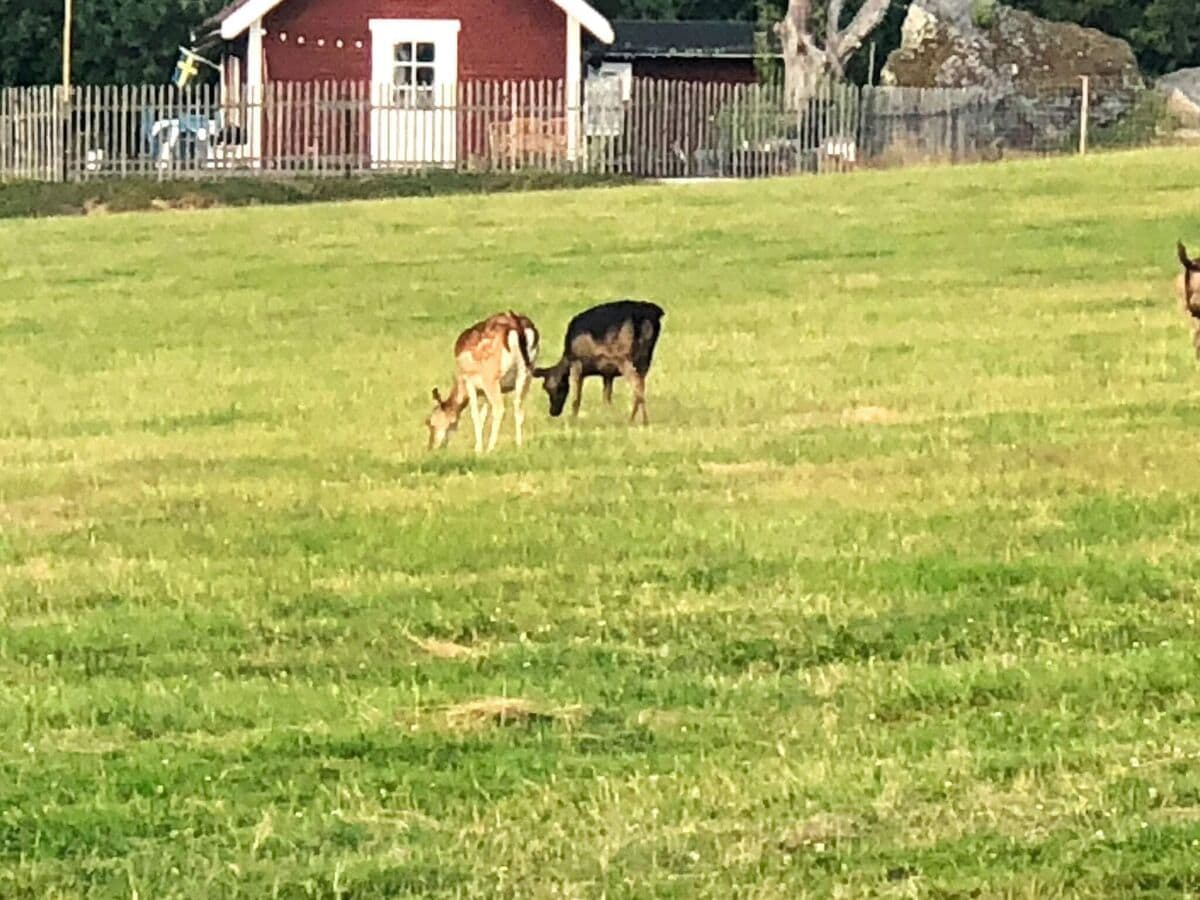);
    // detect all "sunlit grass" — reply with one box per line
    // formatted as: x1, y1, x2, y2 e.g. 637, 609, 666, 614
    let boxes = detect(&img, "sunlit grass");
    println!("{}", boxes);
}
3, 147, 1200, 897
